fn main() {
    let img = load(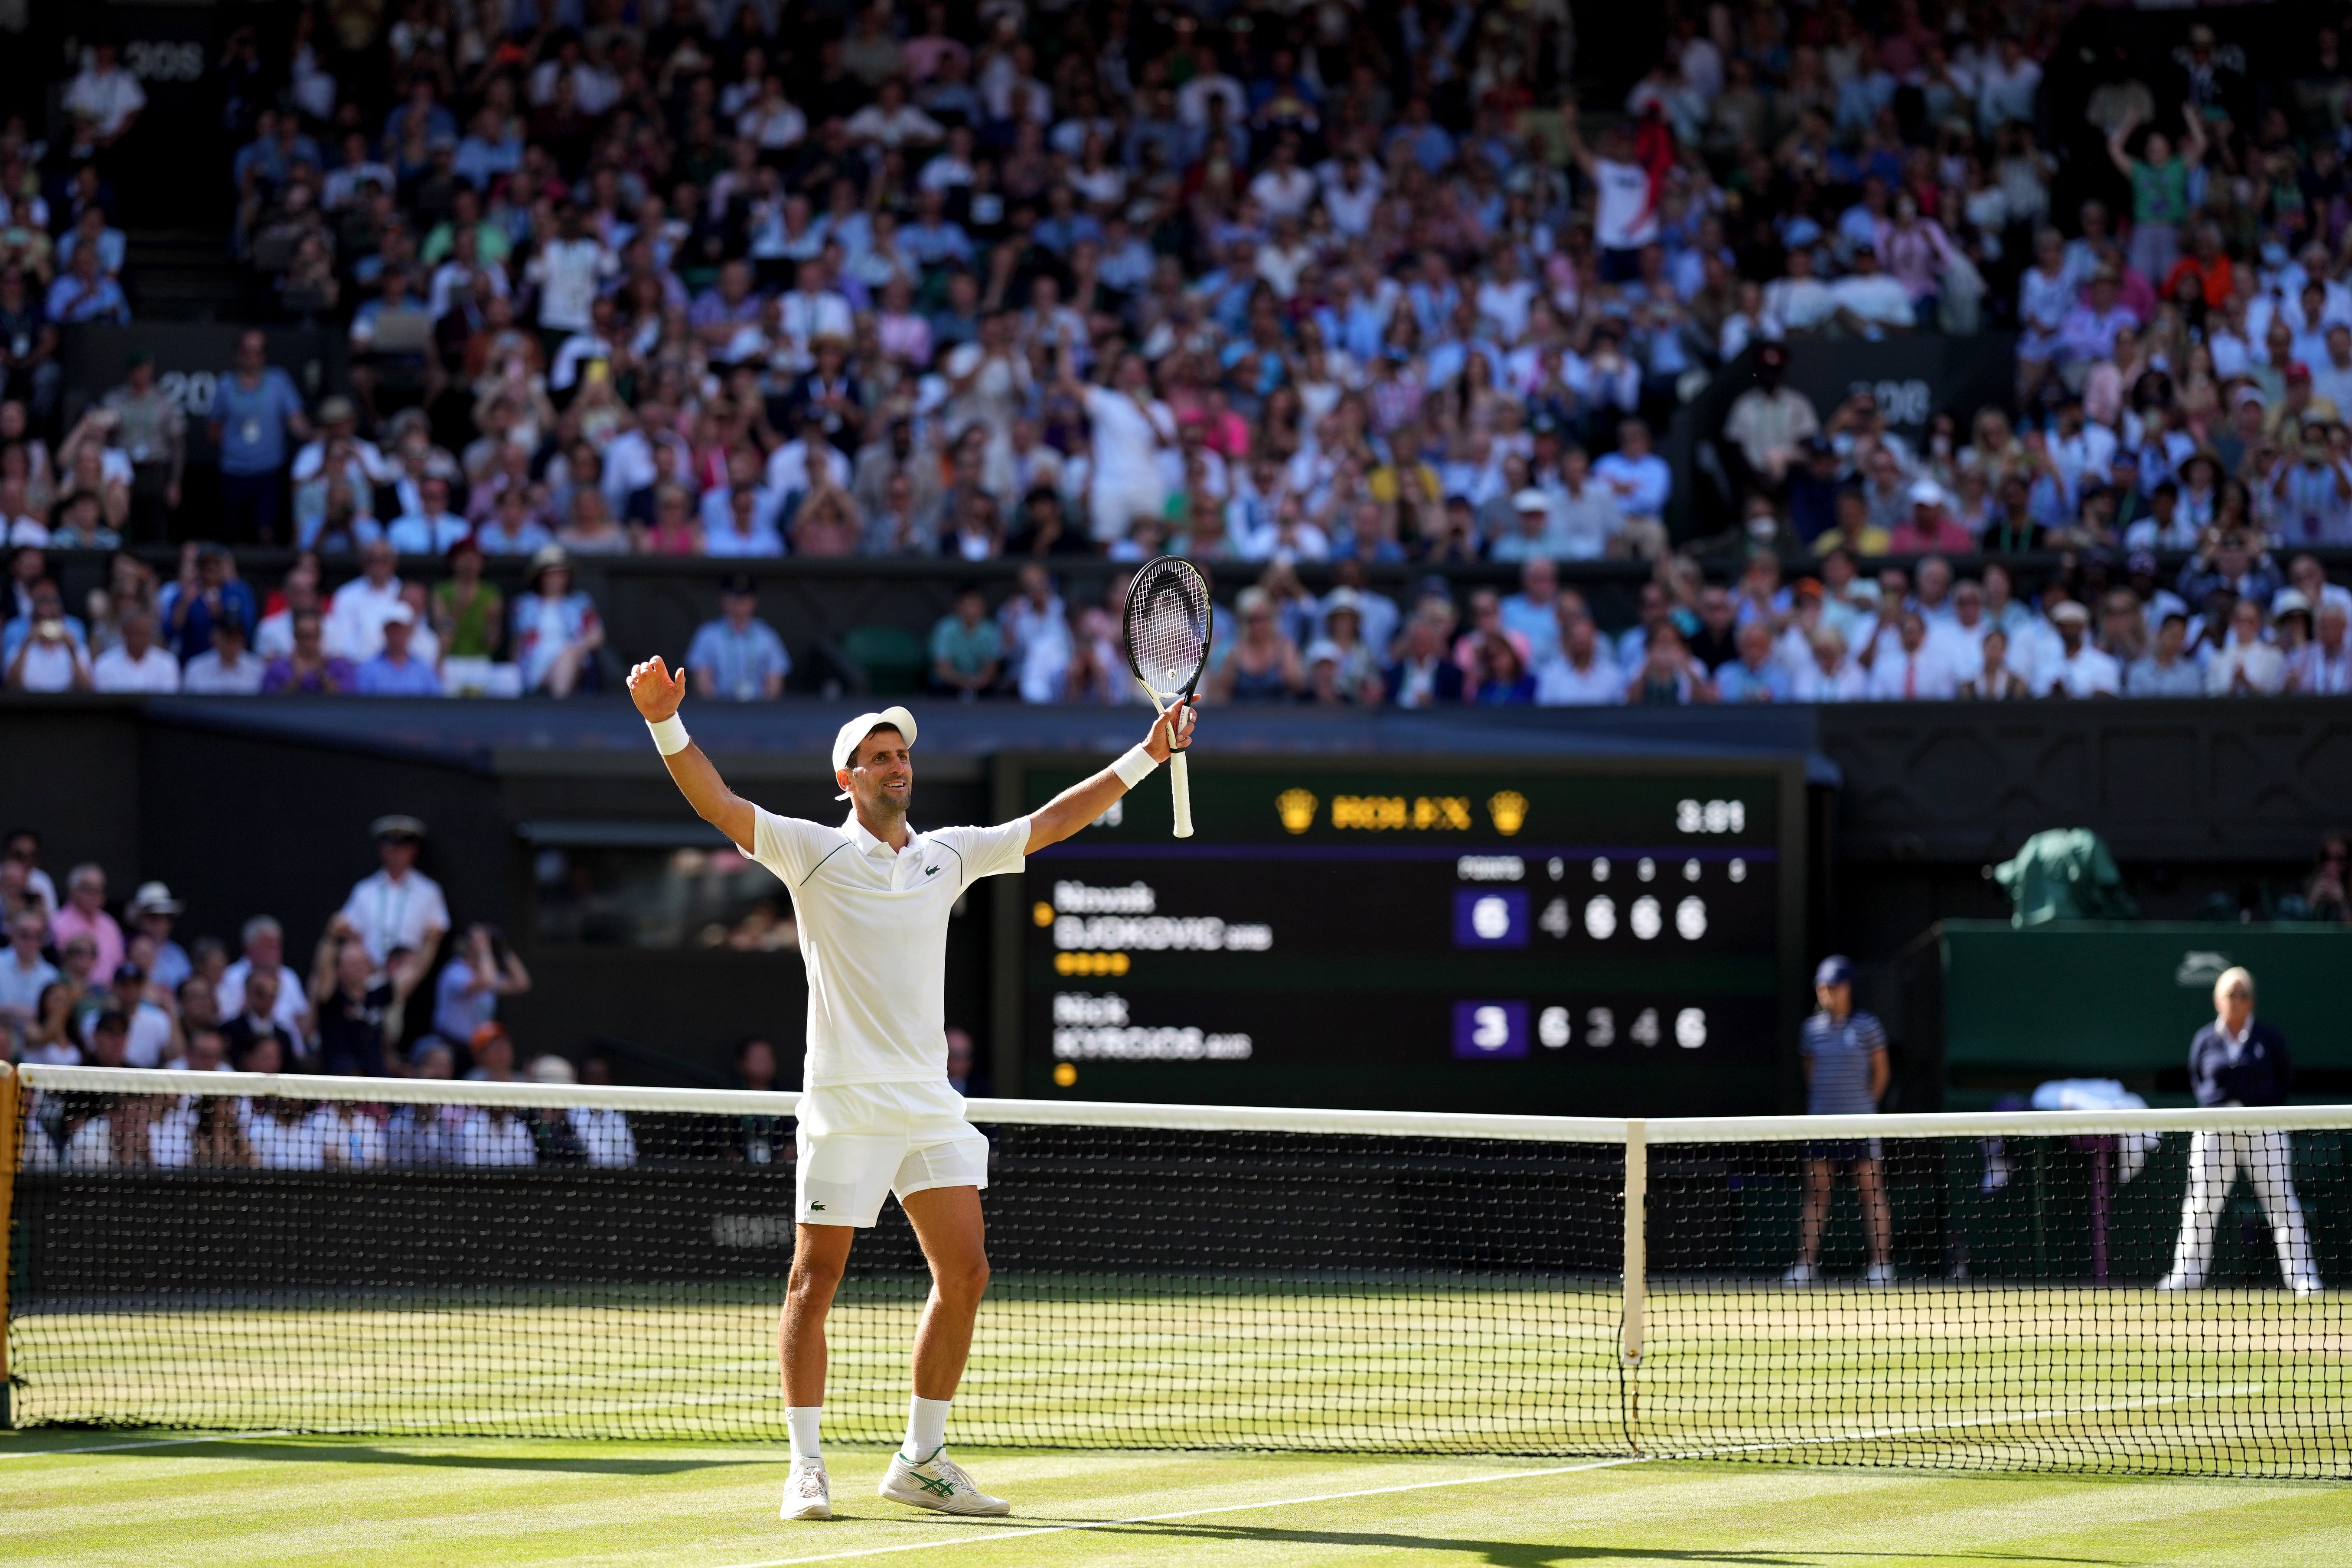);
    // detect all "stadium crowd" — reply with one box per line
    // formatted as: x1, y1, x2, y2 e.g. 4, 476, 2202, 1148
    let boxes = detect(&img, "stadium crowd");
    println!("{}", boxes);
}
0, 818, 647, 1168
0, 0, 2349, 705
